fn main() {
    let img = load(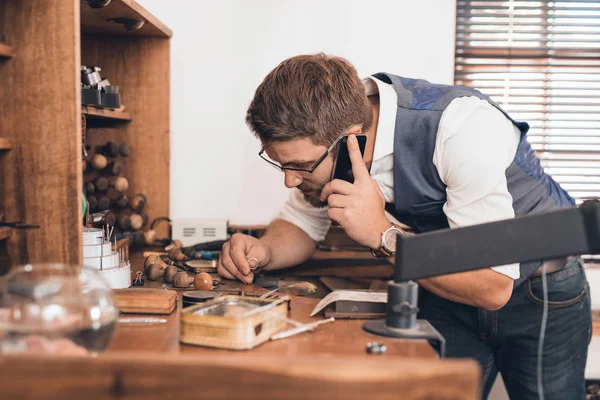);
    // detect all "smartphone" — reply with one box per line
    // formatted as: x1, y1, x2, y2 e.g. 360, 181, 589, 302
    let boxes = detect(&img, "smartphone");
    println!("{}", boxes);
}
331, 135, 368, 183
